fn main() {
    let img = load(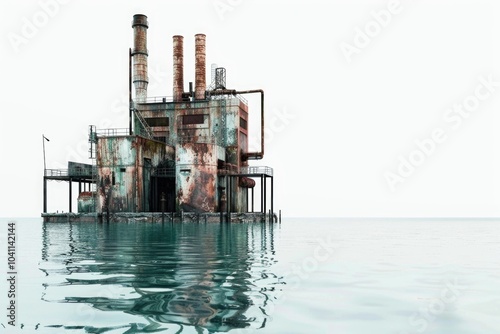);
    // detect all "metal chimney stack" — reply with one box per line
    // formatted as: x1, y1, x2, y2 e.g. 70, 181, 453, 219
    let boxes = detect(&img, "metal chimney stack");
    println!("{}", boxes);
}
131, 14, 149, 102
173, 35, 184, 102
195, 34, 206, 100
